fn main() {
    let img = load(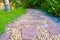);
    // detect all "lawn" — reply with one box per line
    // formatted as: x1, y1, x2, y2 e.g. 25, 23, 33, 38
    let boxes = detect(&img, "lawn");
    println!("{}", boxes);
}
0, 9, 26, 34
